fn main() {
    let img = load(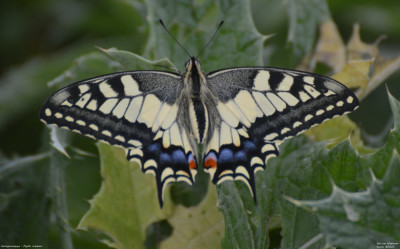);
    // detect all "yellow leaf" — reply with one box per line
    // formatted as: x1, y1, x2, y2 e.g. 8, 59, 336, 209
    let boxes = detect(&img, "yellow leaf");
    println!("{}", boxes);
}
332, 59, 372, 95
161, 182, 224, 249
